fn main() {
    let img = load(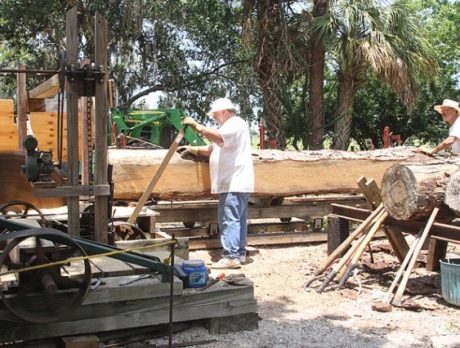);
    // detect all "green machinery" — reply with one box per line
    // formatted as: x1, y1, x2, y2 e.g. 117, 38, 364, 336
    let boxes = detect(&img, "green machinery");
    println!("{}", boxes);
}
110, 108, 206, 148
